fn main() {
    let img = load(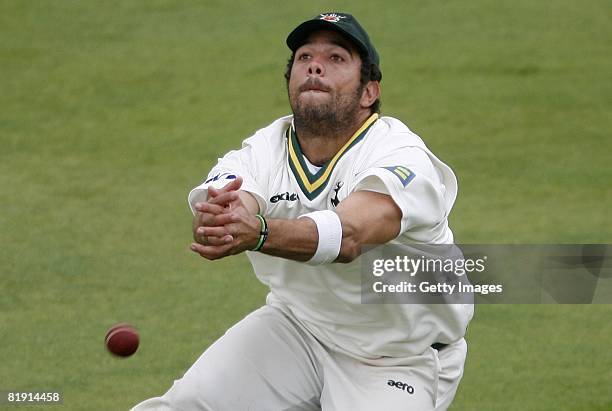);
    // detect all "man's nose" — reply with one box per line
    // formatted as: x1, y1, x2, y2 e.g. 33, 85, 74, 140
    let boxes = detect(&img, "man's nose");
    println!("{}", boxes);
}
307, 58, 325, 76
